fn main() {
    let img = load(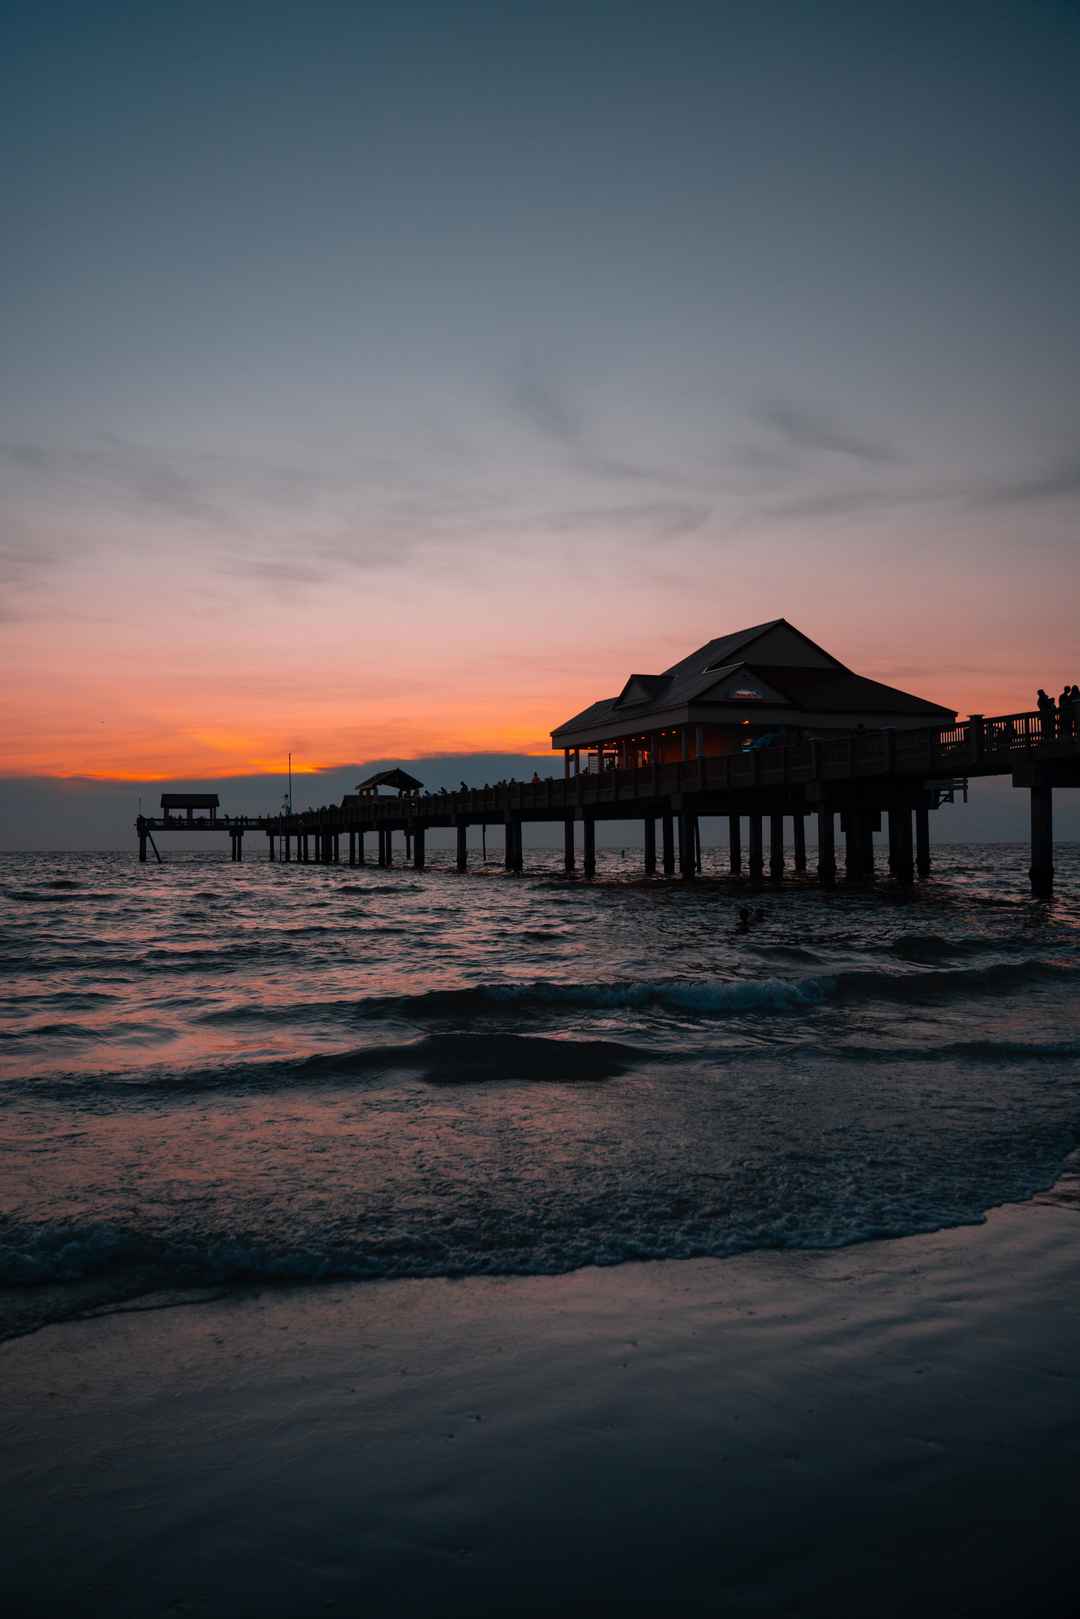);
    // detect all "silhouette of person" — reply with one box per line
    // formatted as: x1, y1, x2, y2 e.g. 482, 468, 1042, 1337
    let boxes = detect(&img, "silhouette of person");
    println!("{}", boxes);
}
1059, 686, 1072, 739
1037, 689, 1054, 739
